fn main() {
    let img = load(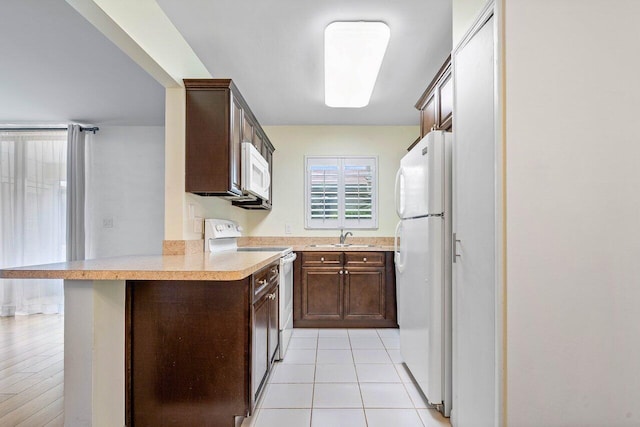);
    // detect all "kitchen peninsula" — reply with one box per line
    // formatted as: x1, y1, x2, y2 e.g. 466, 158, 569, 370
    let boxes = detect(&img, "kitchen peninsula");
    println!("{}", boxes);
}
0, 251, 282, 427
